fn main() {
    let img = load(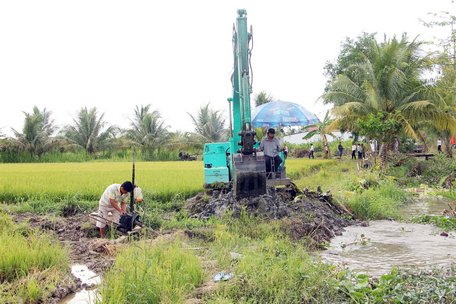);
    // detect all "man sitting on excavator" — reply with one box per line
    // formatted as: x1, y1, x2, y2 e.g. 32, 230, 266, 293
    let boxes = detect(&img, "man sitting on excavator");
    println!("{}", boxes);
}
259, 128, 284, 178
